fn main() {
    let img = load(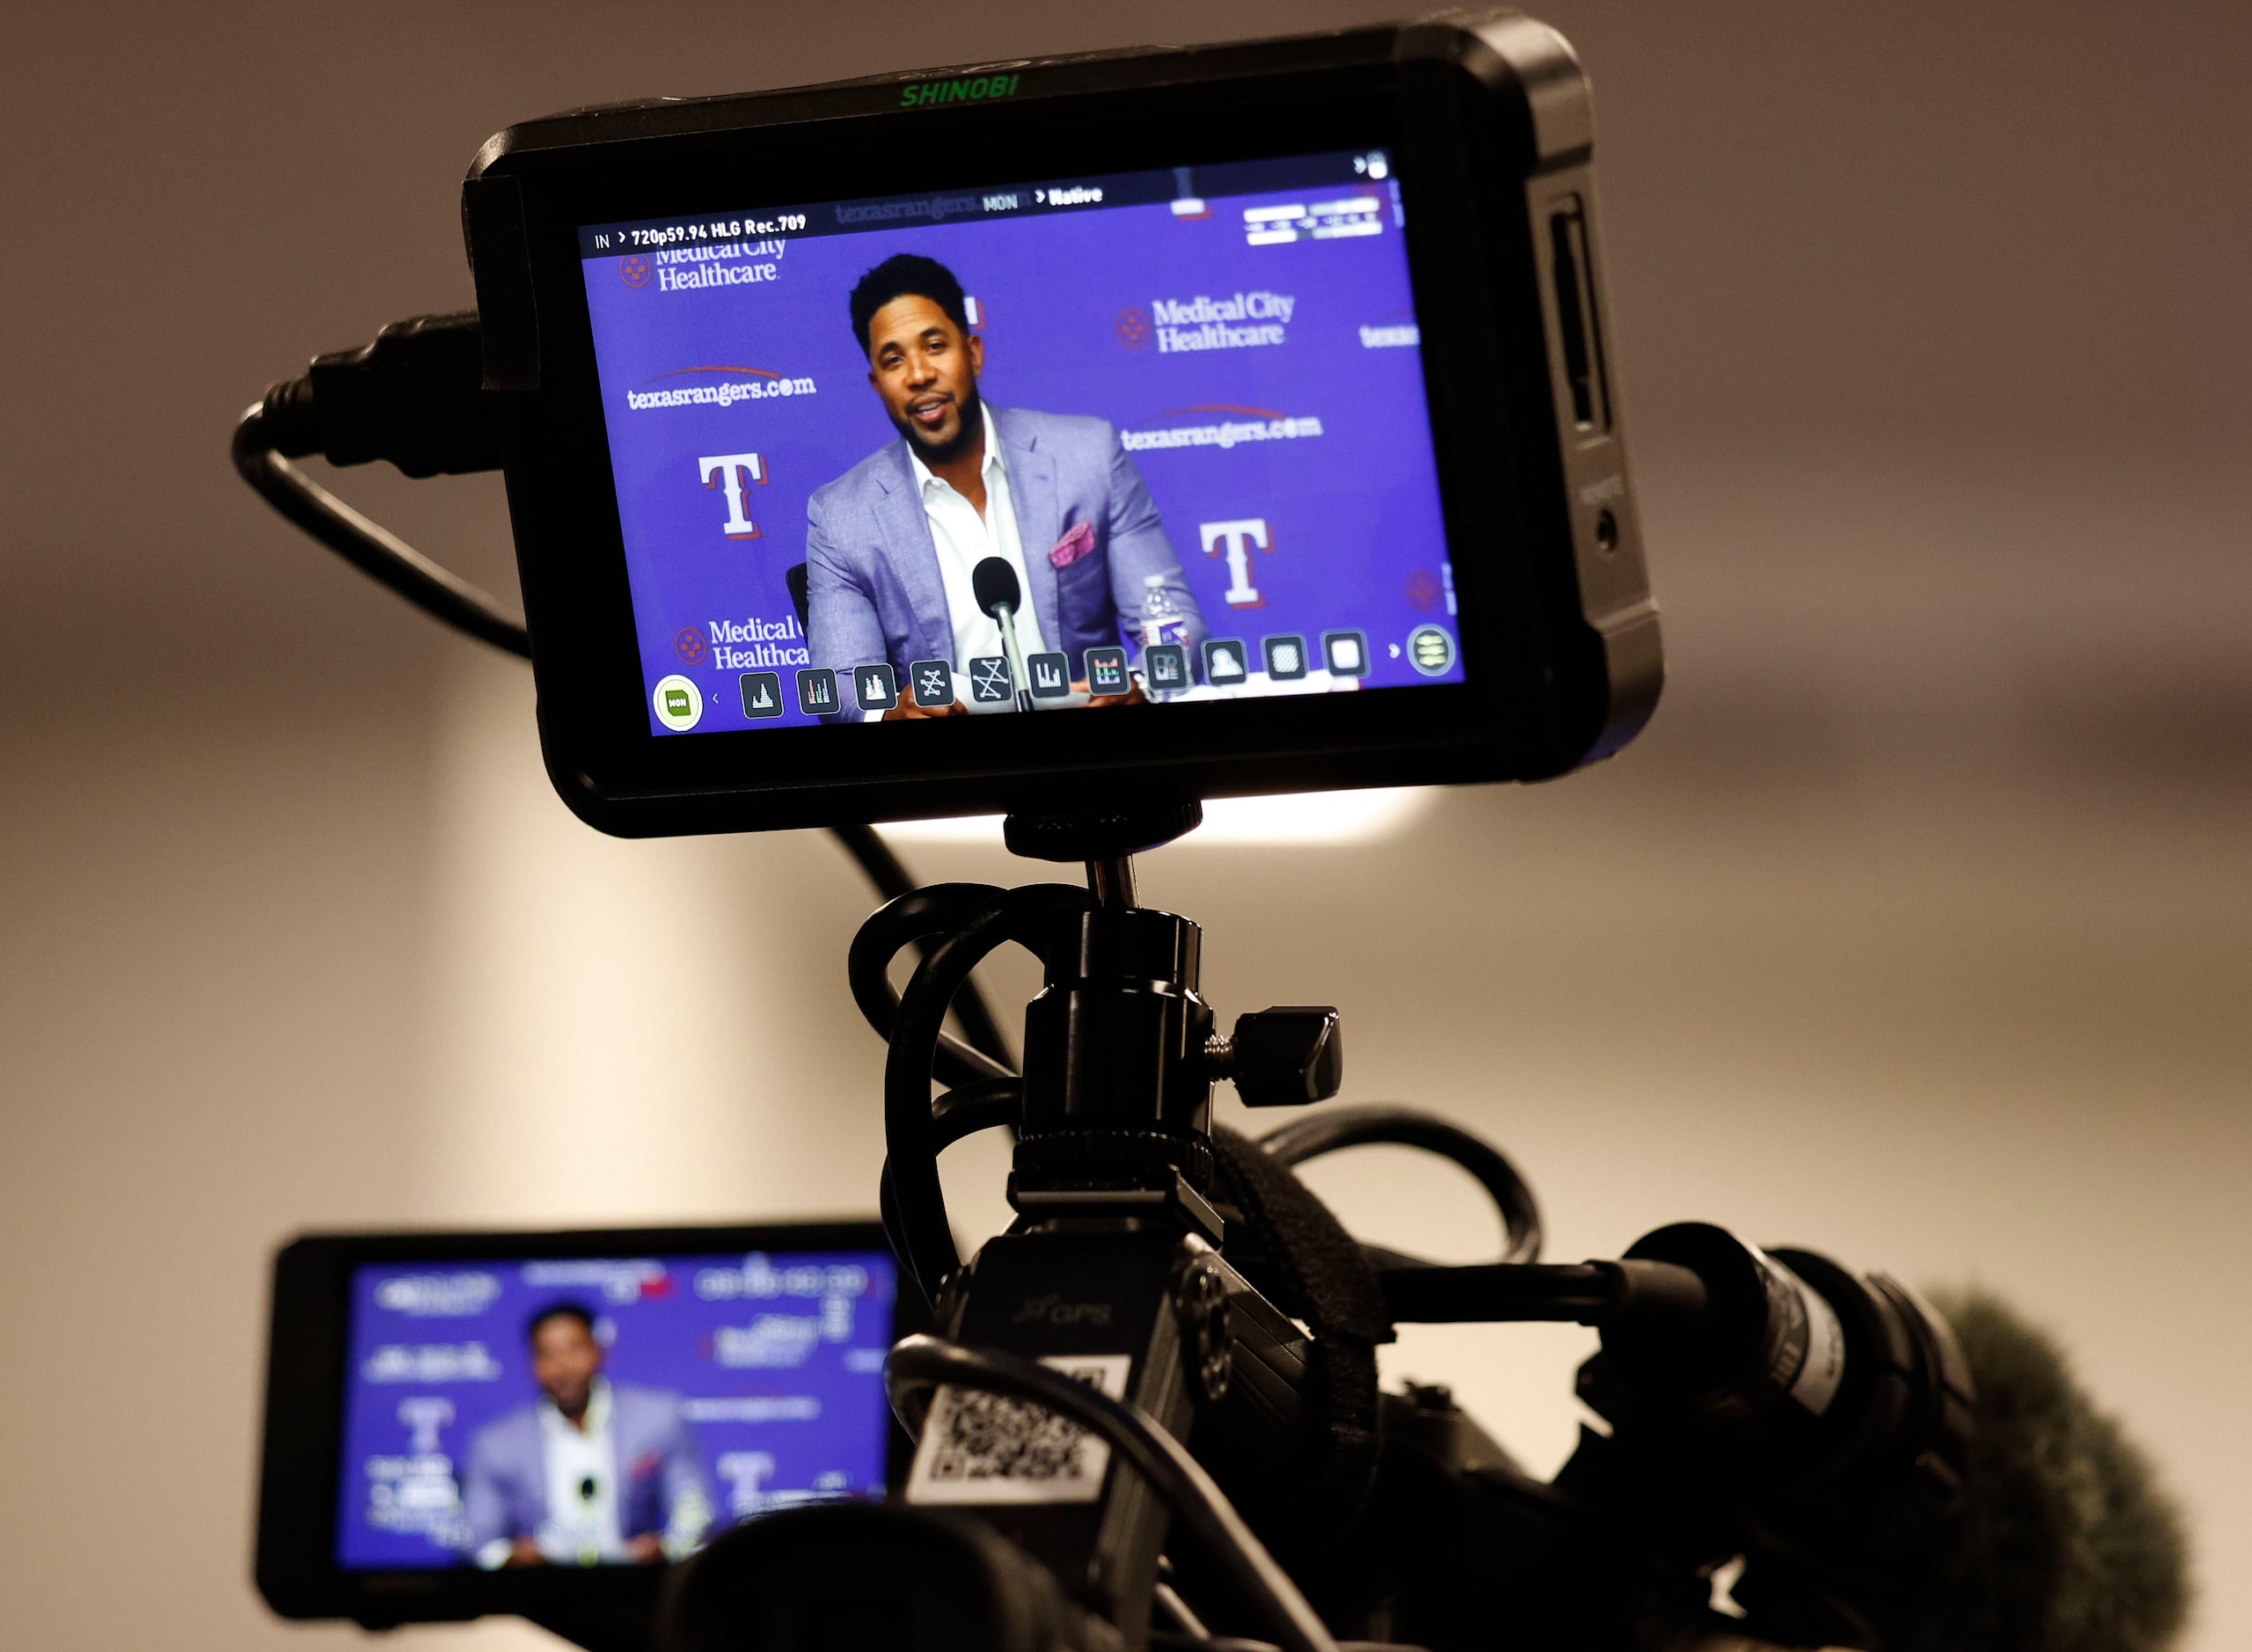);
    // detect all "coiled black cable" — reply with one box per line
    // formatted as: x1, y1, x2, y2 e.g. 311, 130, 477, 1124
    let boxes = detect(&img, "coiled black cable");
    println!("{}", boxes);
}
874, 882, 1090, 1297
235, 404, 532, 658
234, 333, 1015, 1073
1259, 1104, 1544, 1266
875, 1074, 1023, 1279
848, 882, 1023, 1087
